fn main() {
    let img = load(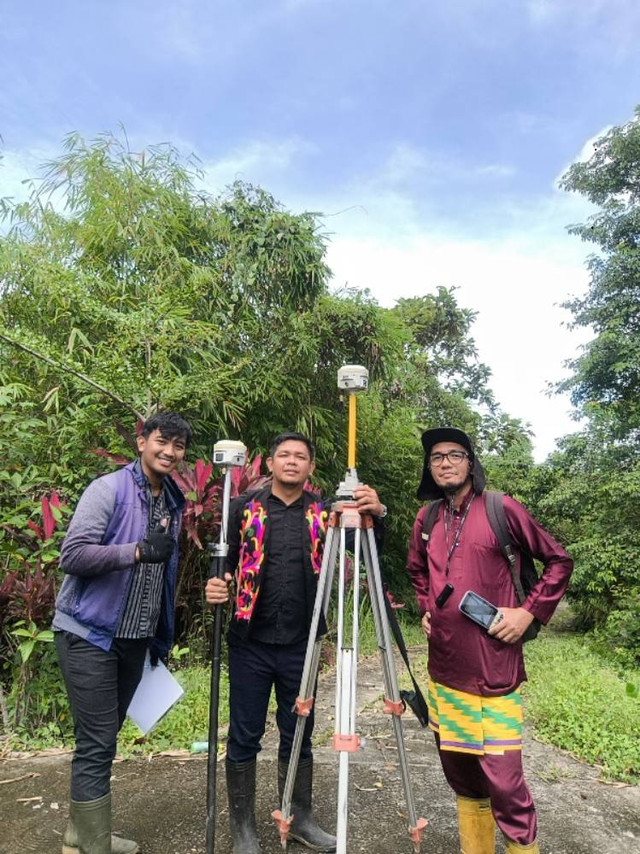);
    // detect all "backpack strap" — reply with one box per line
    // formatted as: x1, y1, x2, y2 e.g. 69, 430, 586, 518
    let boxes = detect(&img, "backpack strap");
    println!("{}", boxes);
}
484, 491, 526, 603
421, 499, 443, 543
